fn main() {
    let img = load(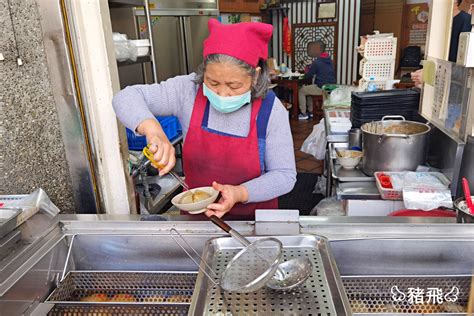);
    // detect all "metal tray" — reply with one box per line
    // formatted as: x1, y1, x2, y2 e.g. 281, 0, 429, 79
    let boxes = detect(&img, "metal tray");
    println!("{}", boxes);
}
189, 234, 351, 316
336, 182, 382, 200
0, 208, 21, 239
